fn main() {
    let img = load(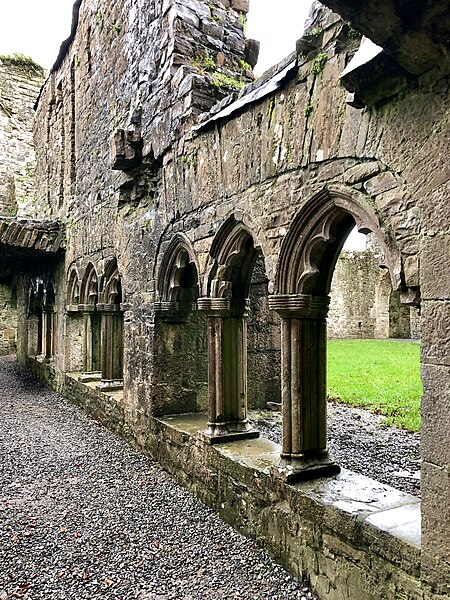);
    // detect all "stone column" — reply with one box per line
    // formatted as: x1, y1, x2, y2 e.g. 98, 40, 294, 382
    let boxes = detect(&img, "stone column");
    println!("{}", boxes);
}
97, 303, 124, 391
27, 314, 40, 357
198, 297, 258, 443
269, 294, 340, 482
43, 305, 55, 362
